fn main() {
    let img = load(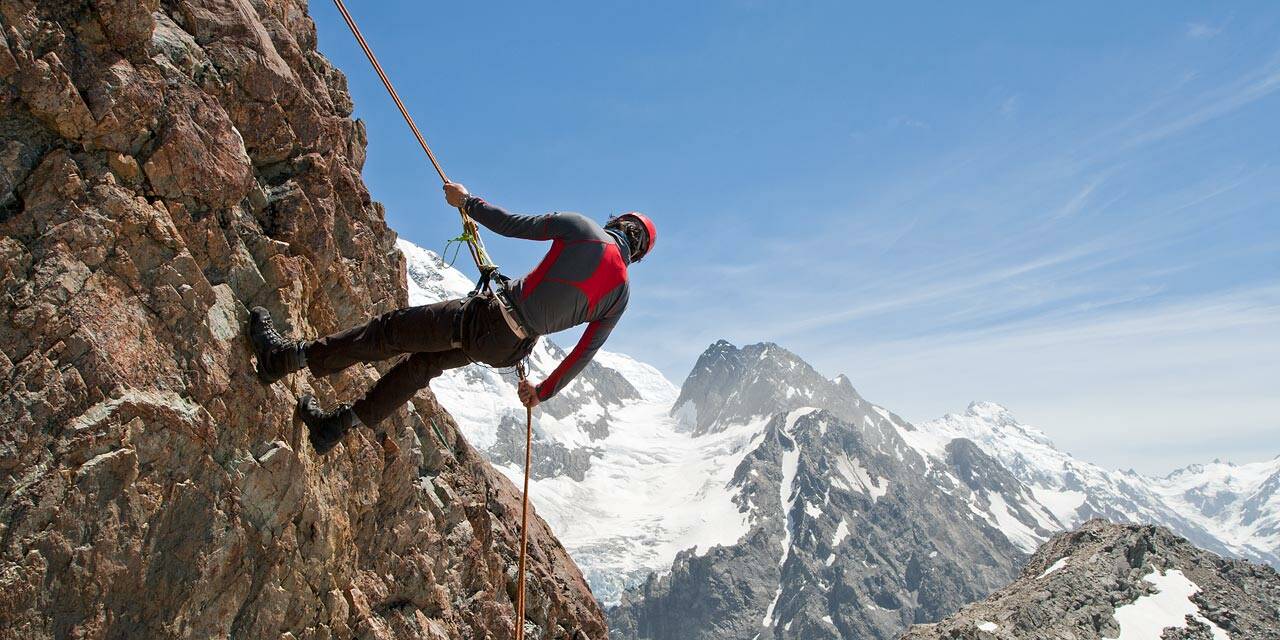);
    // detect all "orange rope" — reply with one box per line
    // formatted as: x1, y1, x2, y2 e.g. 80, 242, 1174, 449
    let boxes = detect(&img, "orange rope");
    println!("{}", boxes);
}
515, 362, 534, 640
331, 0, 494, 272
331, 2, 533, 637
